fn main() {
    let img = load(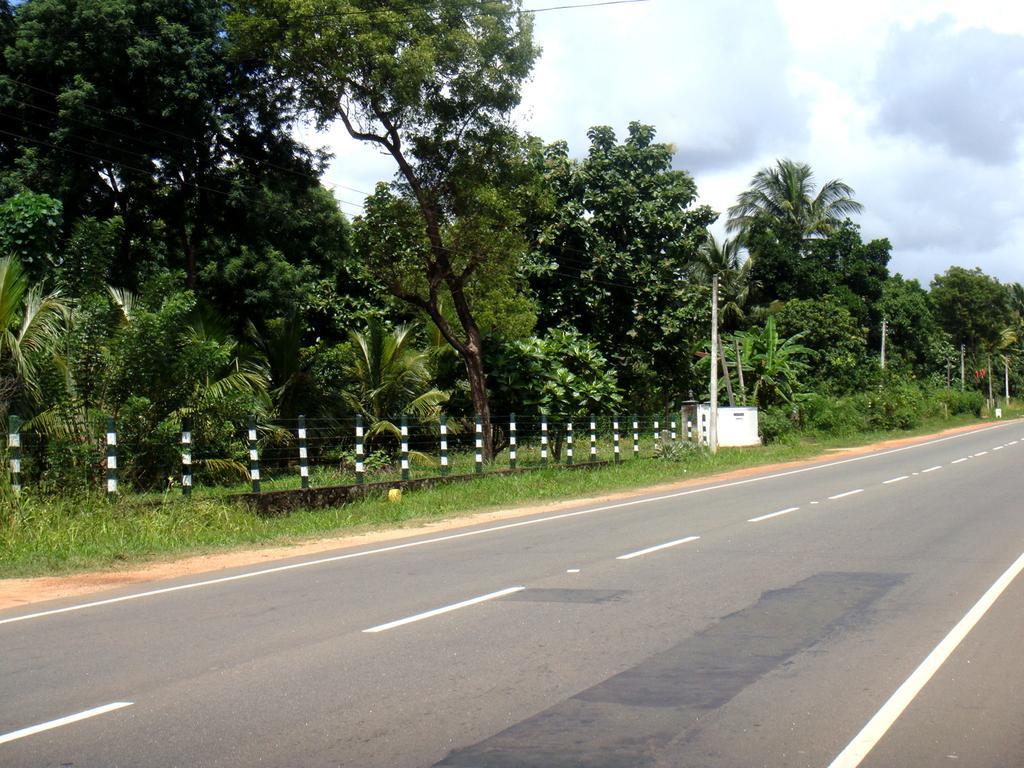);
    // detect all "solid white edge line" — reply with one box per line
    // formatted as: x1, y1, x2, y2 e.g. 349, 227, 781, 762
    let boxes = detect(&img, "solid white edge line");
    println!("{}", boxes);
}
951, 458, 968, 464
617, 536, 700, 560
748, 507, 800, 523
363, 586, 524, 633
882, 476, 909, 485
921, 466, 942, 473
828, 489, 864, 500
0, 702, 133, 746
2, 421, 1017, 627
827, 551, 1024, 768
